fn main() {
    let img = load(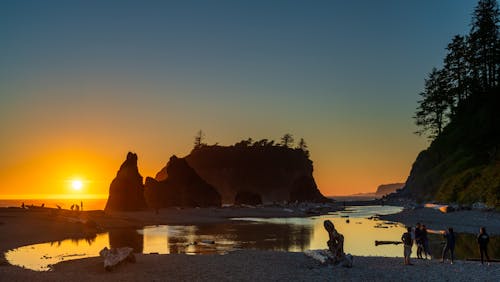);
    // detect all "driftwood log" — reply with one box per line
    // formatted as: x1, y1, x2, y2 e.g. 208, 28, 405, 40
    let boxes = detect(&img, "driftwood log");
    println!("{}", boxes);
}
375, 240, 403, 246
99, 247, 136, 271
